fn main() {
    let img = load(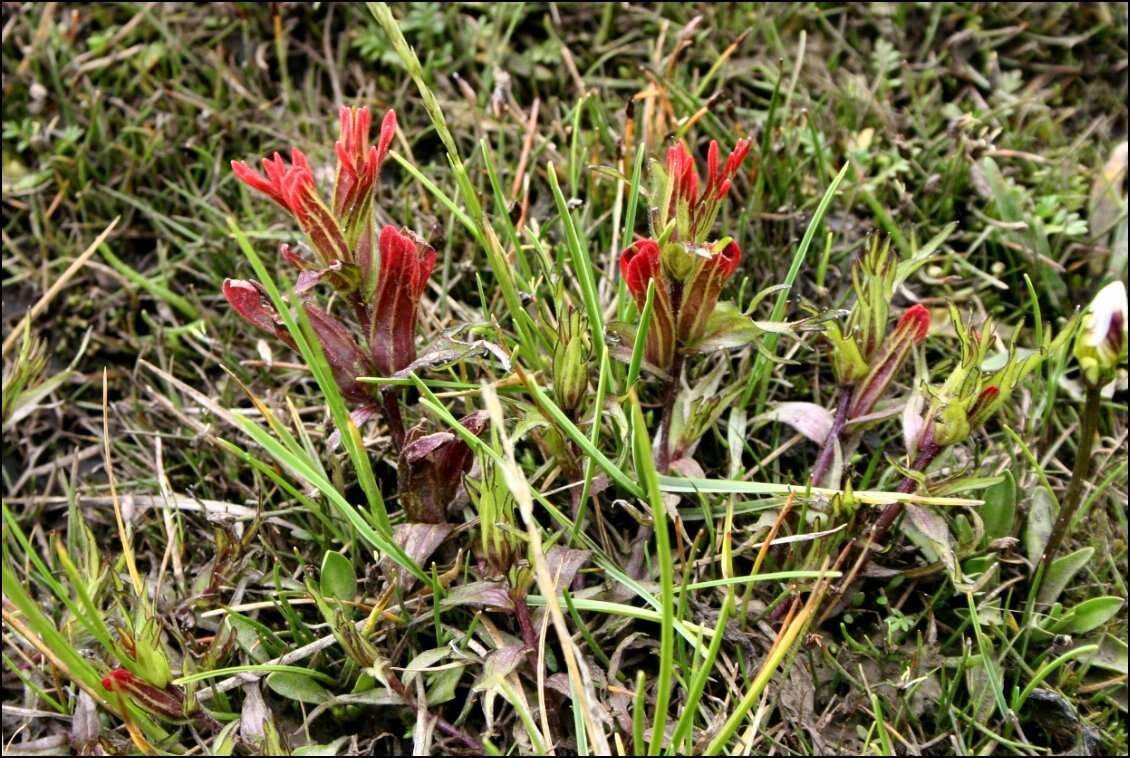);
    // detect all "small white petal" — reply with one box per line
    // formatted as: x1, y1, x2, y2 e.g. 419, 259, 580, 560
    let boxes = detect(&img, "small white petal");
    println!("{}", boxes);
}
1086, 280, 1127, 347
